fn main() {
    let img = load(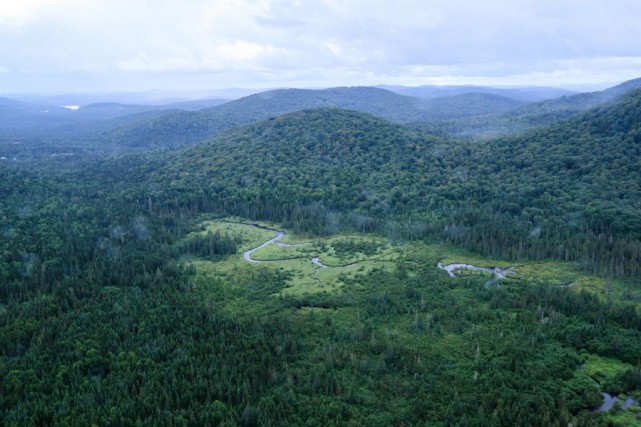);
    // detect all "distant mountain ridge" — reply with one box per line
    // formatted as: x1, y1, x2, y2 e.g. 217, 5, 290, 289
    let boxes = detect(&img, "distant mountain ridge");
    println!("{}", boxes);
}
105, 86, 526, 148
109, 78, 641, 149
416, 77, 641, 140
3, 77, 641, 151
377, 84, 577, 102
